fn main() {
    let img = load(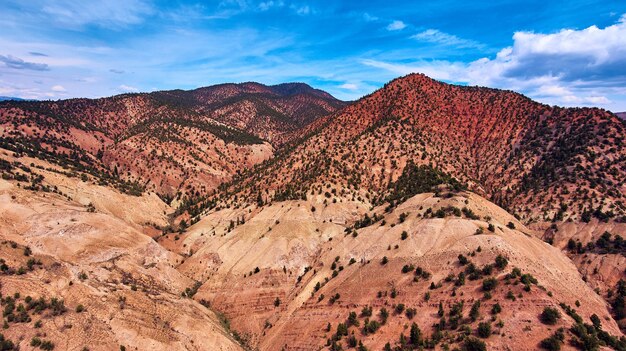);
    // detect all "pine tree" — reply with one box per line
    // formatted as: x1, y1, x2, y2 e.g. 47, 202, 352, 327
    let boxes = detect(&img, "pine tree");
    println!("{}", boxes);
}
409, 322, 422, 345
